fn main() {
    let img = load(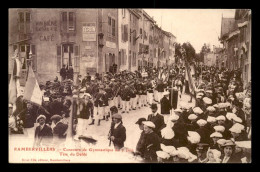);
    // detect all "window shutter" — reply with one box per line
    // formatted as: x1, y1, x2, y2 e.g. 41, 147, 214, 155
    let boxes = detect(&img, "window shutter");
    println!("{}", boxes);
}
31, 45, 37, 71
57, 45, 62, 72
74, 45, 80, 73
121, 24, 124, 42
133, 30, 136, 45
125, 24, 128, 41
